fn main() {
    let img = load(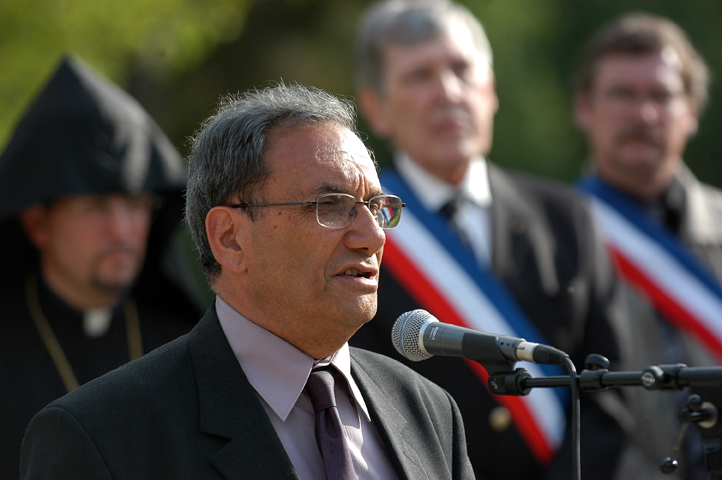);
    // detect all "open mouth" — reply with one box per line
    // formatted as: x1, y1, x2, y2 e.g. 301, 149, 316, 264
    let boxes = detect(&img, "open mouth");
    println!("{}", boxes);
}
344, 268, 373, 279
